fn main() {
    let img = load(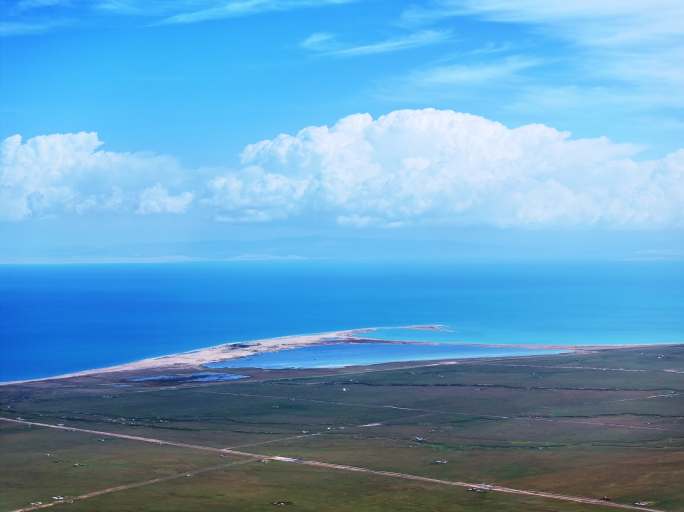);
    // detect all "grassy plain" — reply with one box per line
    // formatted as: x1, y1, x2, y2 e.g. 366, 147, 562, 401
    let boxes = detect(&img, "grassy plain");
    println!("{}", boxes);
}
1, 344, 682, 511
